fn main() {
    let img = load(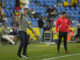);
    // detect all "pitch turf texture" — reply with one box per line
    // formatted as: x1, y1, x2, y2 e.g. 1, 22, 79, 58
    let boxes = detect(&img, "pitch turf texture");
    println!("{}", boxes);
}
0, 43, 80, 60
